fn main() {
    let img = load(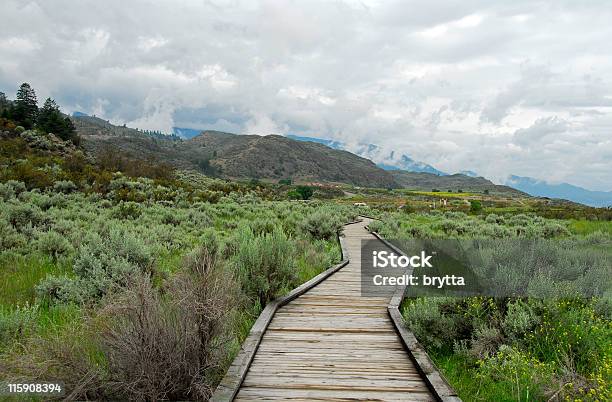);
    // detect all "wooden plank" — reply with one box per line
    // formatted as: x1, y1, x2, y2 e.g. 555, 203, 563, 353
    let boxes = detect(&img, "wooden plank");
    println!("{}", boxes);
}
214, 218, 458, 402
